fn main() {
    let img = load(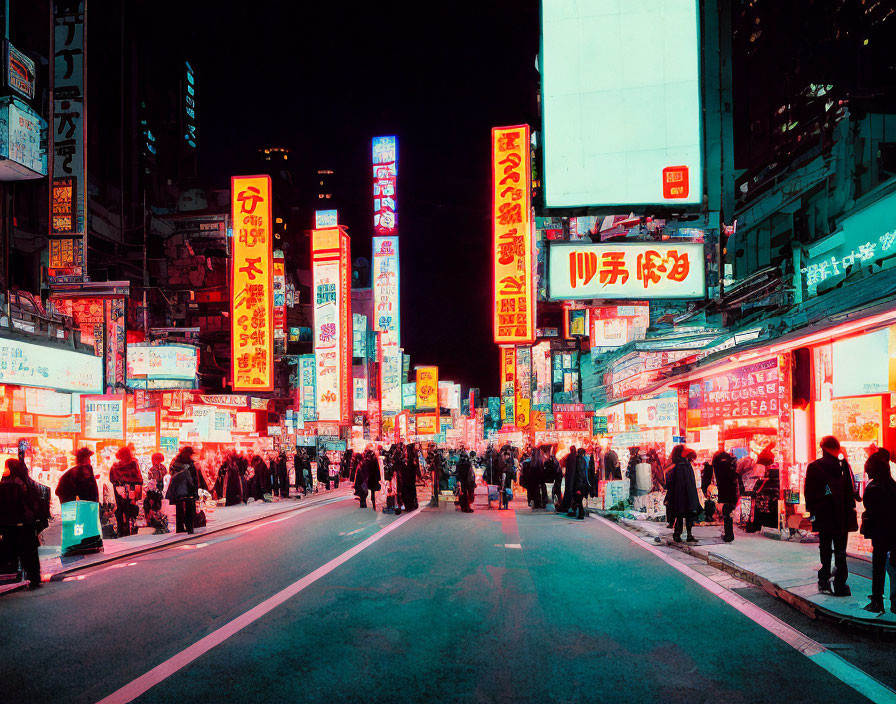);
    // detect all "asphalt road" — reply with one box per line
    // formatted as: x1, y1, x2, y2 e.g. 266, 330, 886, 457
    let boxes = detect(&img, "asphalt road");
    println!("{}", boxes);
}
1, 497, 891, 704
